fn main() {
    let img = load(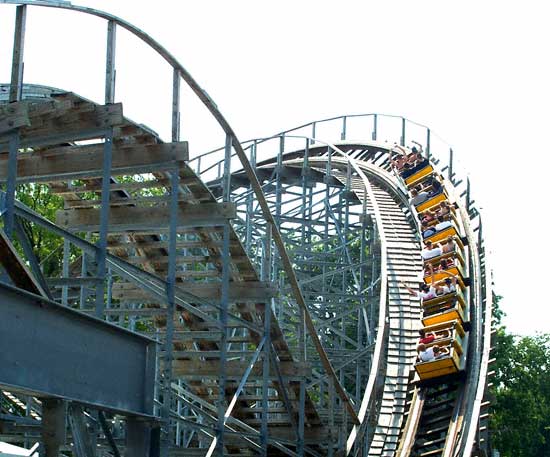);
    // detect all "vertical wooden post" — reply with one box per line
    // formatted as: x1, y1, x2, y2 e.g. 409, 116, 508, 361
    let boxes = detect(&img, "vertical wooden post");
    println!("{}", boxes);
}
172, 68, 181, 142
10, 5, 26, 103
105, 20, 117, 104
